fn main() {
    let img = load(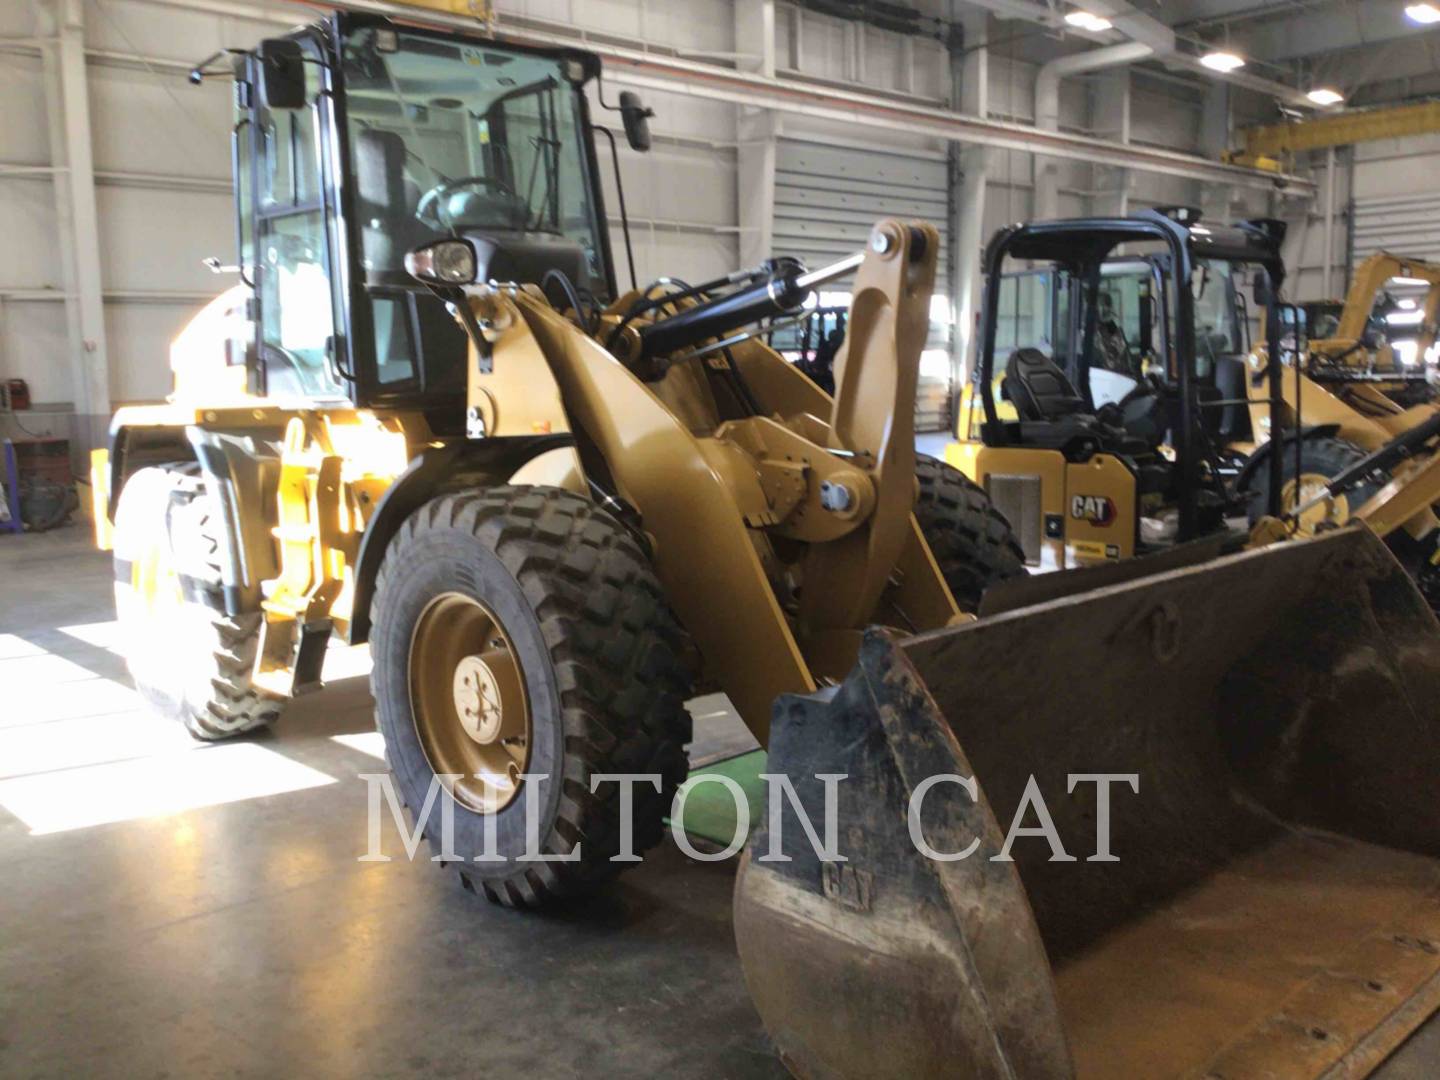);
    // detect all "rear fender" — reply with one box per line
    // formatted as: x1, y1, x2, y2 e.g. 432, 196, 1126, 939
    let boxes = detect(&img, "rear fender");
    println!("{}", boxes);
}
186, 426, 283, 615
105, 421, 194, 522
